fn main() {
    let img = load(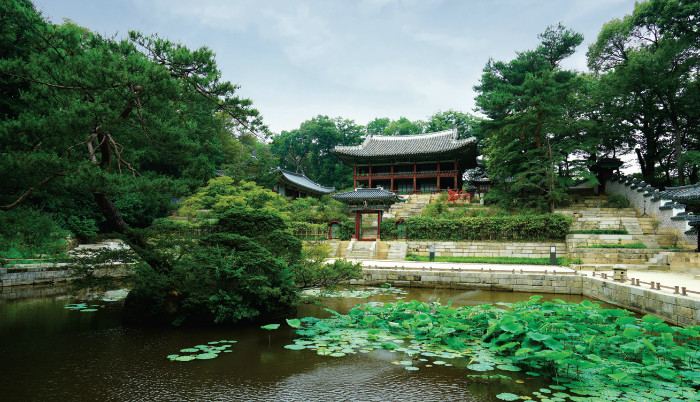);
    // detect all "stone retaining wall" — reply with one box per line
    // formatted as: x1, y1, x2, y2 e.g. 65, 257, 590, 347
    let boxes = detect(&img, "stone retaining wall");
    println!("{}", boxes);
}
352, 268, 699, 326
0, 264, 132, 287
406, 241, 567, 259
